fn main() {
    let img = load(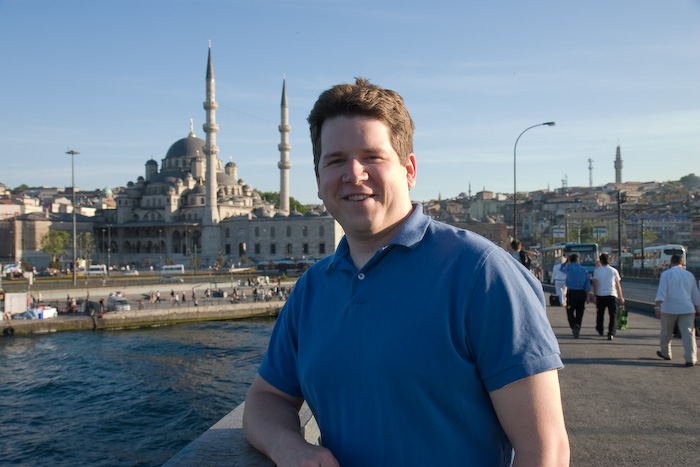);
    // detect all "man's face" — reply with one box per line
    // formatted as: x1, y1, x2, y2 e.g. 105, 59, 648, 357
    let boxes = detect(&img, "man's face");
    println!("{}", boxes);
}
316, 116, 416, 240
